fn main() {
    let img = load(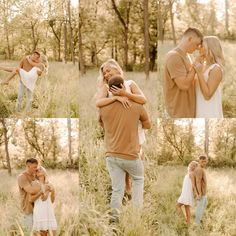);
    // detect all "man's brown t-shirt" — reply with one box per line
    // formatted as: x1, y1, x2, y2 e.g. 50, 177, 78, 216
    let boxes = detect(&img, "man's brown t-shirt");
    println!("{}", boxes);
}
18, 172, 35, 214
164, 48, 196, 118
99, 101, 150, 160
